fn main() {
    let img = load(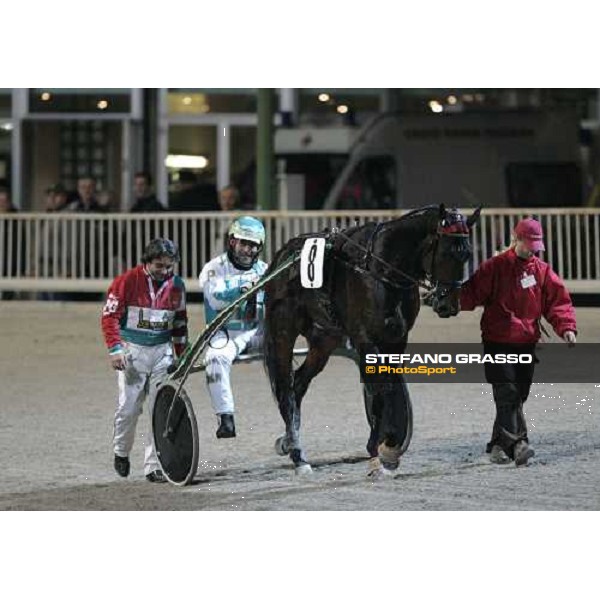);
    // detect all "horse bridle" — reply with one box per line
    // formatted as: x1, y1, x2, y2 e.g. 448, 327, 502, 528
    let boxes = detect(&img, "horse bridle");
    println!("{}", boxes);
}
422, 225, 471, 298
